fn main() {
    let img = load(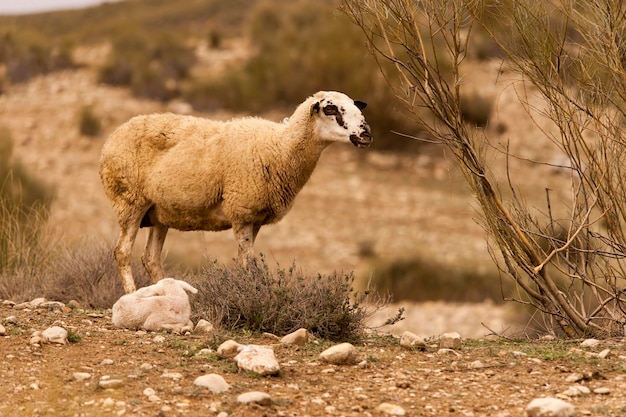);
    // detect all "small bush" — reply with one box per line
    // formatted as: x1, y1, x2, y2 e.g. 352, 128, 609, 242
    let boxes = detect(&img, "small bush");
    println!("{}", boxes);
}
99, 29, 195, 102
460, 91, 494, 128
45, 239, 151, 309
367, 255, 508, 303
189, 256, 372, 341
78, 105, 102, 137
